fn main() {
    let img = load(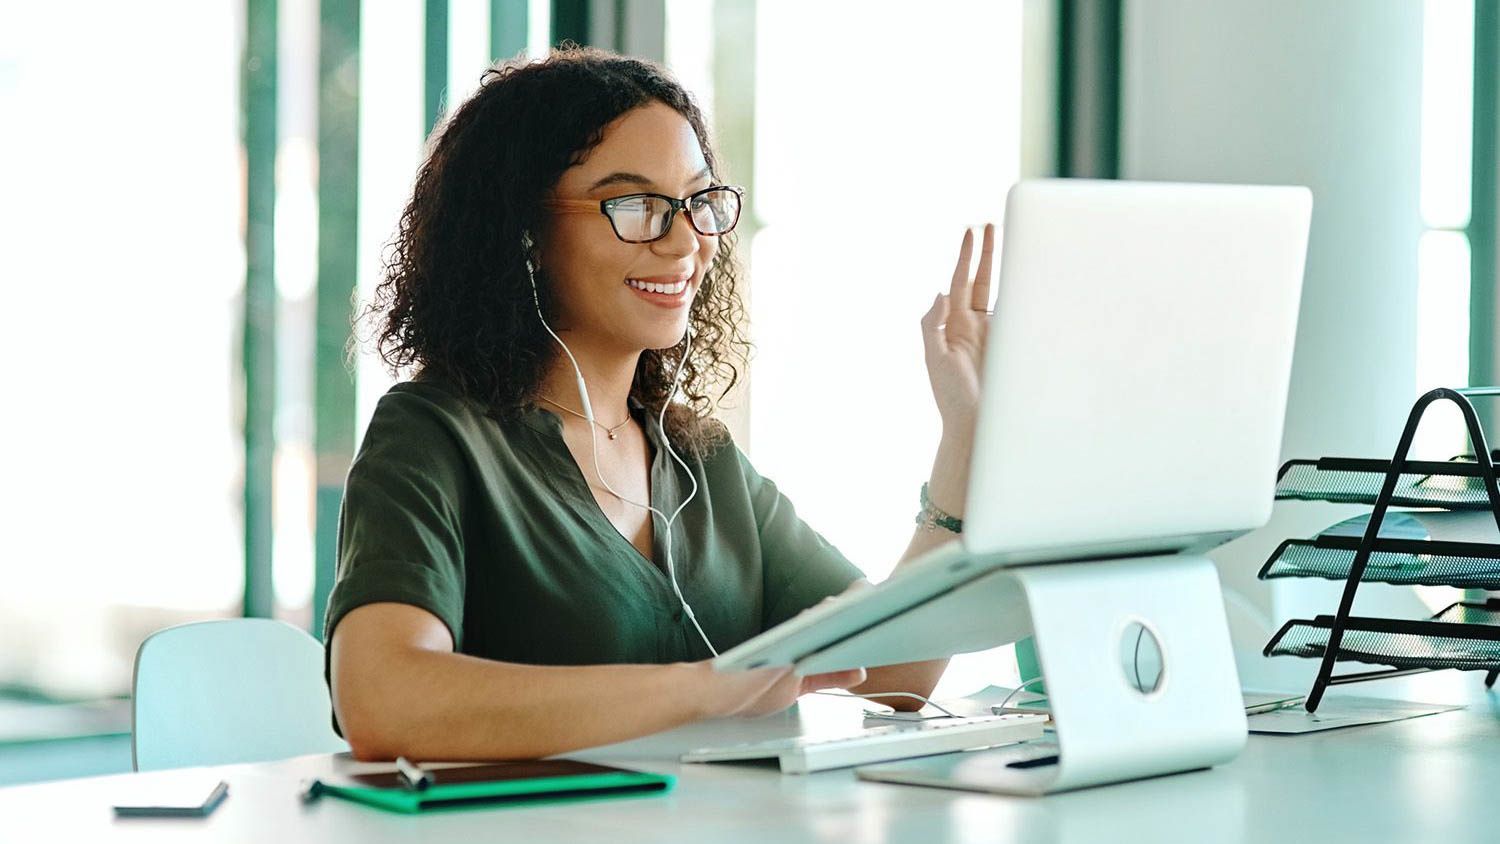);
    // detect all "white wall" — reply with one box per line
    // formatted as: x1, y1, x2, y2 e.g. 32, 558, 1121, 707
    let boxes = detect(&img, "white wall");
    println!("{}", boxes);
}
1120, 0, 1431, 634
